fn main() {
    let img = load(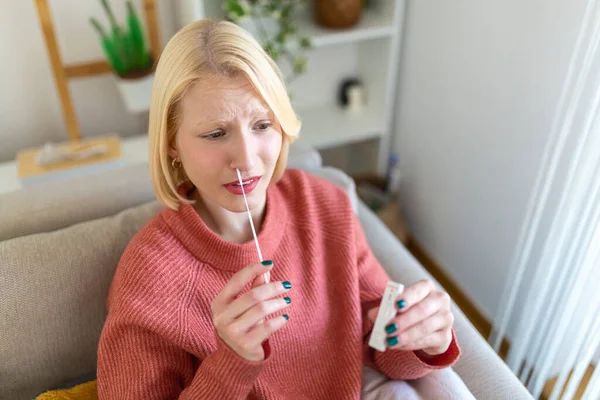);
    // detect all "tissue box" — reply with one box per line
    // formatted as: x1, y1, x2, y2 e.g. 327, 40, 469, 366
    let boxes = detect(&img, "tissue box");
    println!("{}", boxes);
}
16, 135, 125, 187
